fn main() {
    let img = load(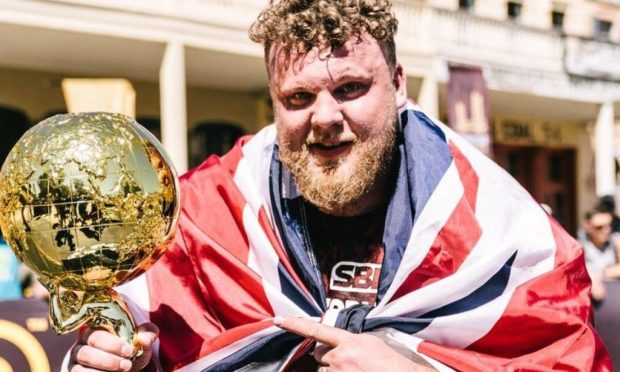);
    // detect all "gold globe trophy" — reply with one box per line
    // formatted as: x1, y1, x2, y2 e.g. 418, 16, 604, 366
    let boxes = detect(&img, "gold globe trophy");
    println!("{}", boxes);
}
0, 112, 180, 357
